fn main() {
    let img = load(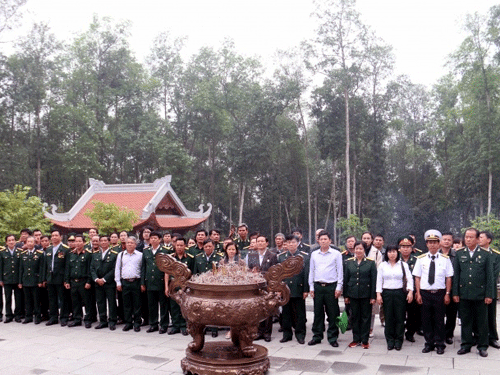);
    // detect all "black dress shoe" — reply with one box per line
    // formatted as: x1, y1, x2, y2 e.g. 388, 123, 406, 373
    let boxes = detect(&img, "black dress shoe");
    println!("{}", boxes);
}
159, 327, 167, 334
264, 337, 271, 342
168, 328, 180, 335
436, 348, 445, 355
181, 328, 188, 336
147, 325, 159, 333
406, 335, 415, 342
255, 335, 264, 341
422, 346, 434, 353
22, 319, 33, 324
330, 341, 339, 347
60, 321, 68, 327
308, 339, 320, 346
85, 322, 92, 329
479, 349, 488, 357
34, 318, 41, 325
14, 317, 22, 323
280, 337, 292, 343
457, 348, 470, 355
134, 326, 141, 332
109, 324, 116, 331
4, 317, 13, 323
446, 337, 453, 345
122, 324, 133, 331
45, 320, 58, 326
95, 322, 108, 329
489, 340, 500, 349
68, 321, 82, 327
395, 345, 402, 351
387, 344, 394, 350
297, 338, 305, 344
